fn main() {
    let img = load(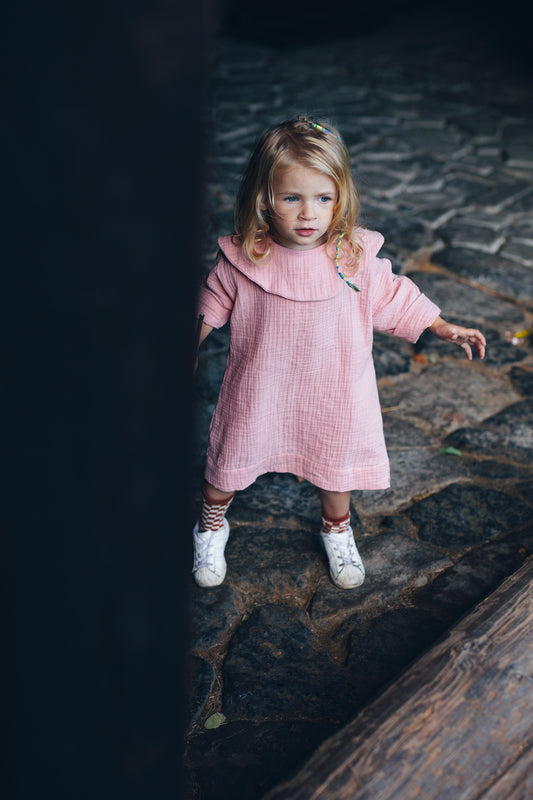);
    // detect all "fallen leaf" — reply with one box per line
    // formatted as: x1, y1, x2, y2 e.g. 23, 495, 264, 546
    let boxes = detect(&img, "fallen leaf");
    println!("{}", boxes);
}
204, 712, 226, 730
439, 446, 462, 457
